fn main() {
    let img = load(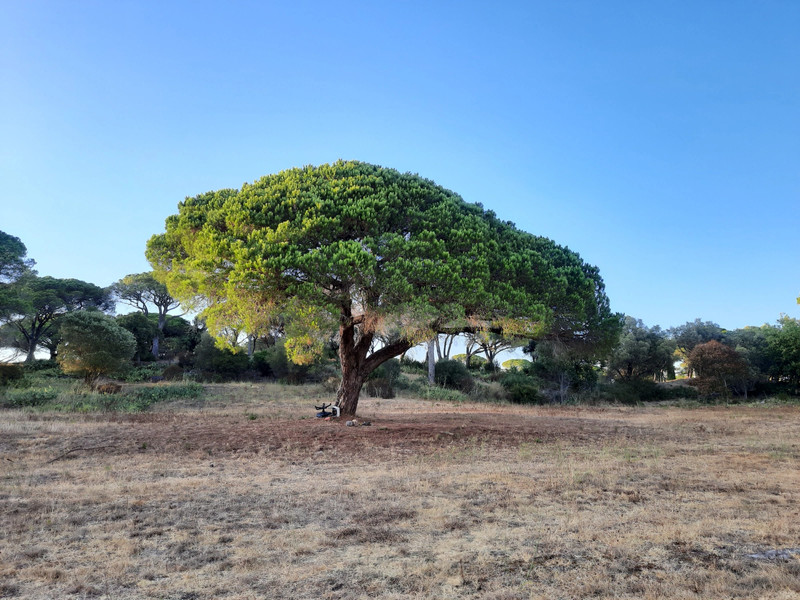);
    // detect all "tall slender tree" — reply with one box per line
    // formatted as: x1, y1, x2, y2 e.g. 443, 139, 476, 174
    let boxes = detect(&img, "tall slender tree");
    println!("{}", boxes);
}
112, 272, 184, 359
